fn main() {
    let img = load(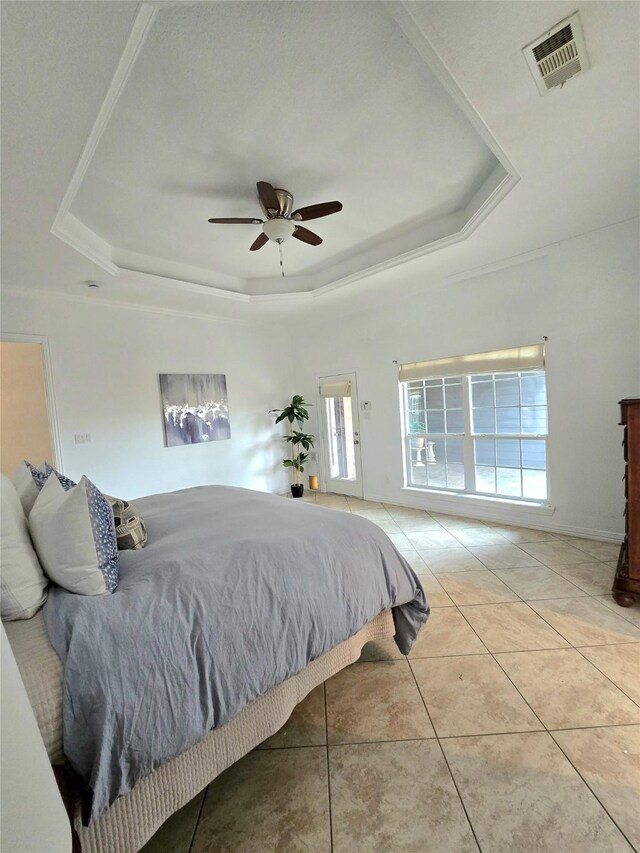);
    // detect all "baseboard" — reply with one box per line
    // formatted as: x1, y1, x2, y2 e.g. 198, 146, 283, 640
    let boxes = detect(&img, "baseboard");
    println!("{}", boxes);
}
271, 483, 622, 543
363, 491, 623, 544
